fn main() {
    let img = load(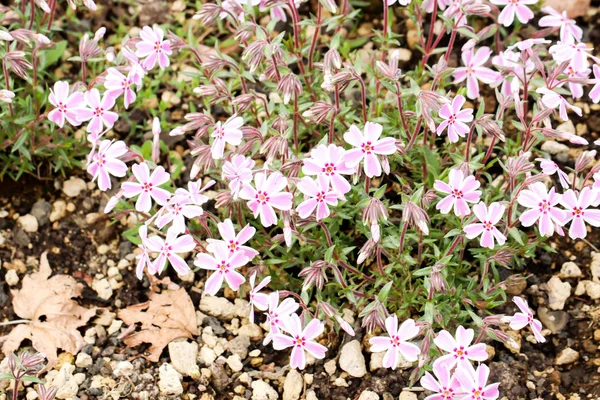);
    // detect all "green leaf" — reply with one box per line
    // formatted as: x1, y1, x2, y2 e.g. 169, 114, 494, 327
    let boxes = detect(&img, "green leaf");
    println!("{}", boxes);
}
20, 376, 42, 383
508, 227, 524, 246
40, 40, 67, 70
377, 281, 393, 302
